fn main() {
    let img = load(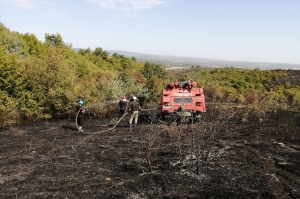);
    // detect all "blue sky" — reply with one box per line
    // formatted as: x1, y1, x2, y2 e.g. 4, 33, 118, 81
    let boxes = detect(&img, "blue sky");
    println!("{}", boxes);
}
1, 0, 299, 64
